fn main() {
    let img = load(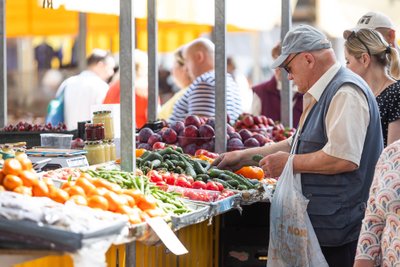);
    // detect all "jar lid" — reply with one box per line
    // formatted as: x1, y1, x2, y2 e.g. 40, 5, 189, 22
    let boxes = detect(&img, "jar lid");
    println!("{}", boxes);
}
93, 111, 100, 115
85, 123, 104, 128
85, 140, 102, 145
